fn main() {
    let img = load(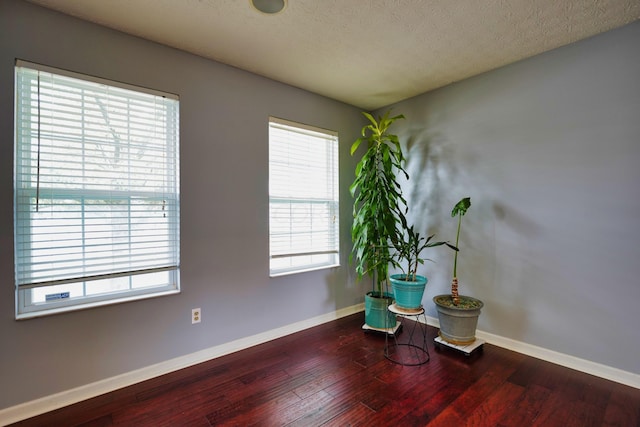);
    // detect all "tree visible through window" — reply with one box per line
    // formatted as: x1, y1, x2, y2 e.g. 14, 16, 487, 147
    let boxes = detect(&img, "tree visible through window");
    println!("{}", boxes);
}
14, 61, 180, 318
269, 117, 339, 276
